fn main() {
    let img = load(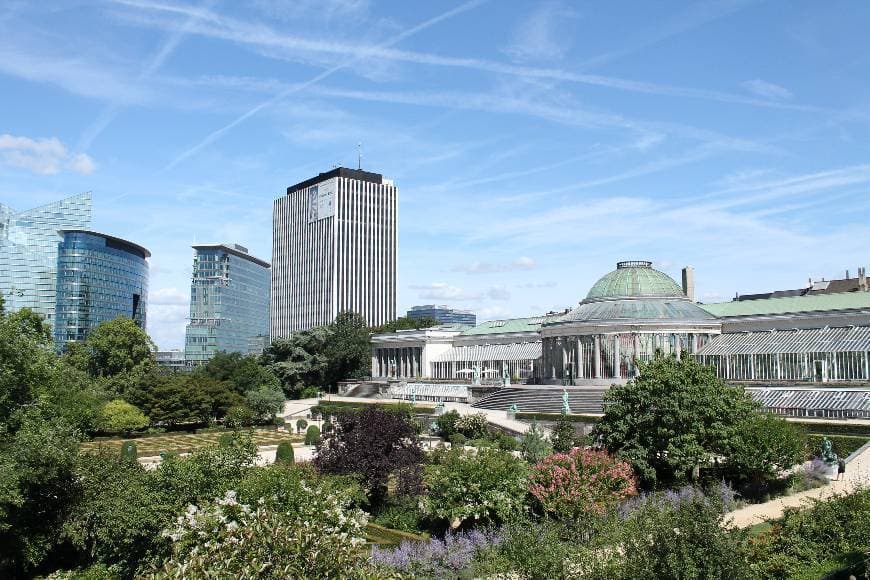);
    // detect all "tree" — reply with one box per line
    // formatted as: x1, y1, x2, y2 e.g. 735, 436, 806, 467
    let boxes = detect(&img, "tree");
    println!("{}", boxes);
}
726, 412, 806, 490
0, 307, 56, 425
262, 327, 331, 398
322, 311, 371, 386
65, 317, 156, 379
454, 413, 488, 439
314, 406, 424, 506
551, 415, 577, 453
528, 448, 637, 521
421, 447, 528, 529
434, 410, 461, 438
296, 418, 308, 434
304, 425, 321, 446
194, 352, 279, 395
99, 399, 149, 434
520, 422, 553, 464
370, 315, 439, 334
593, 352, 758, 489
245, 384, 285, 423
136, 375, 213, 426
